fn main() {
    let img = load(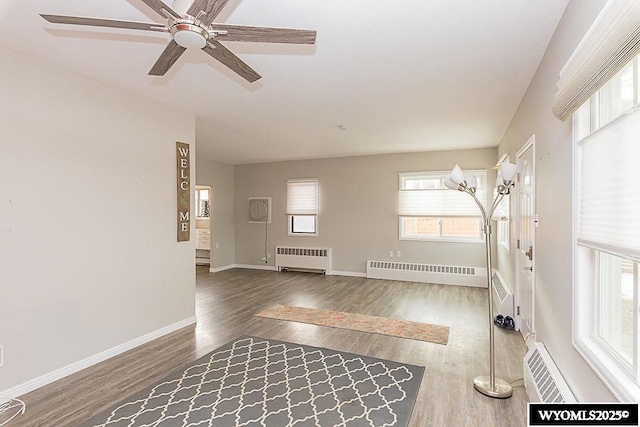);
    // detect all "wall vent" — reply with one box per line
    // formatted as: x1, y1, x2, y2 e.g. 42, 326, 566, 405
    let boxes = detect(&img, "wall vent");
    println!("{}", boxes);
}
275, 246, 331, 274
524, 343, 576, 403
366, 260, 486, 287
